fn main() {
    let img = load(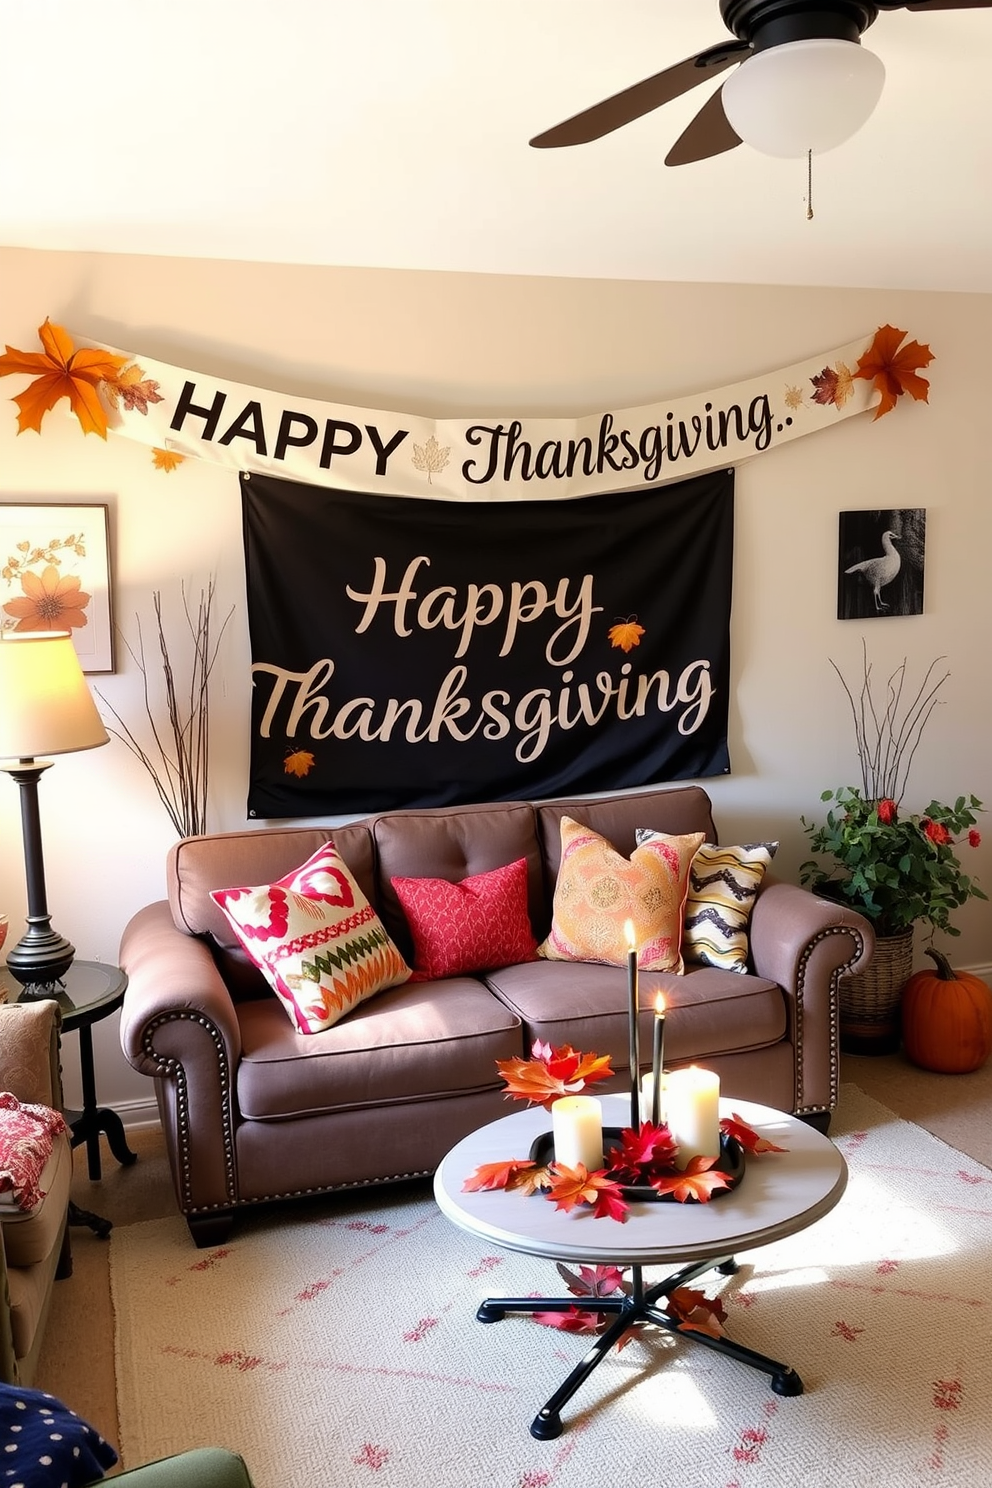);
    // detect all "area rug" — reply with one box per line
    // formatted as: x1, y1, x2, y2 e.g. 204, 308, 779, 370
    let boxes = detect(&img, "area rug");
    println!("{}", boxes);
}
111, 1087, 992, 1488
